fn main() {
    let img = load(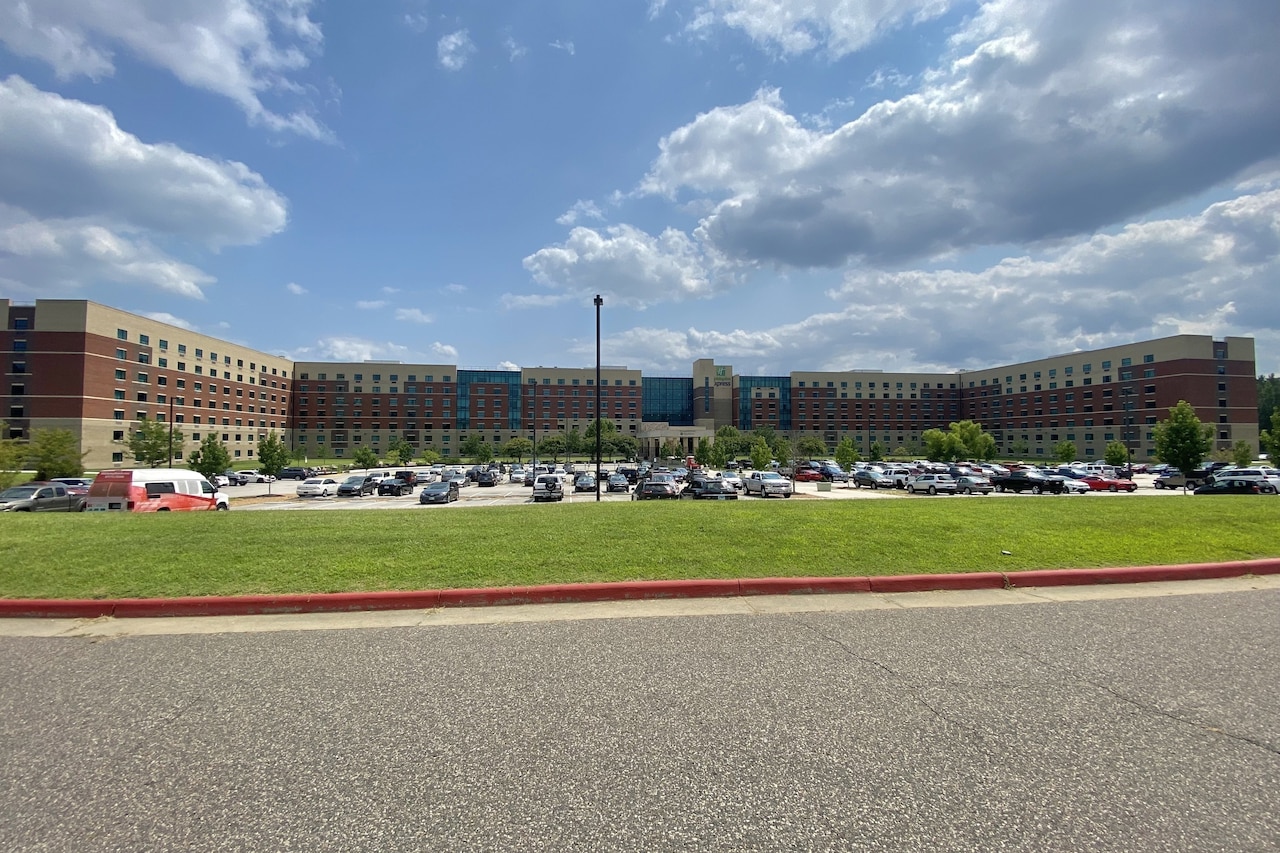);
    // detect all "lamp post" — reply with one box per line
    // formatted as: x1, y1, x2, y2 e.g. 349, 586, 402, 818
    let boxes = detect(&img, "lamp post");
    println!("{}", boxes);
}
594, 294, 603, 502
167, 395, 175, 468
1122, 386, 1134, 477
